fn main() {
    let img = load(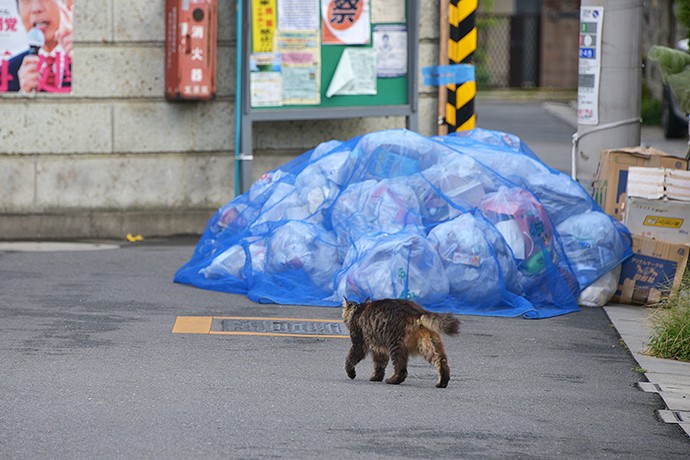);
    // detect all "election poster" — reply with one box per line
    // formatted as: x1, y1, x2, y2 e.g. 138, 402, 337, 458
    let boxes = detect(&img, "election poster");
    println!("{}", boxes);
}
0, 0, 73, 93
